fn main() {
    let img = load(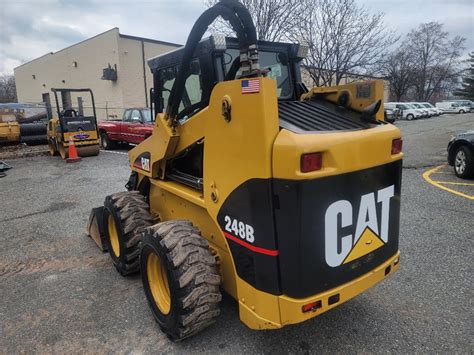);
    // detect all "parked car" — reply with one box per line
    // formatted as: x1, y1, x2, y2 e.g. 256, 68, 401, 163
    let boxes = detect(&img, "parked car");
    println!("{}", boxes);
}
436, 102, 470, 114
444, 100, 473, 112
447, 131, 474, 179
420, 102, 443, 116
98, 108, 154, 149
384, 107, 401, 123
408, 102, 431, 118
385, 102, 422, 120
411, 103, 436, 117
